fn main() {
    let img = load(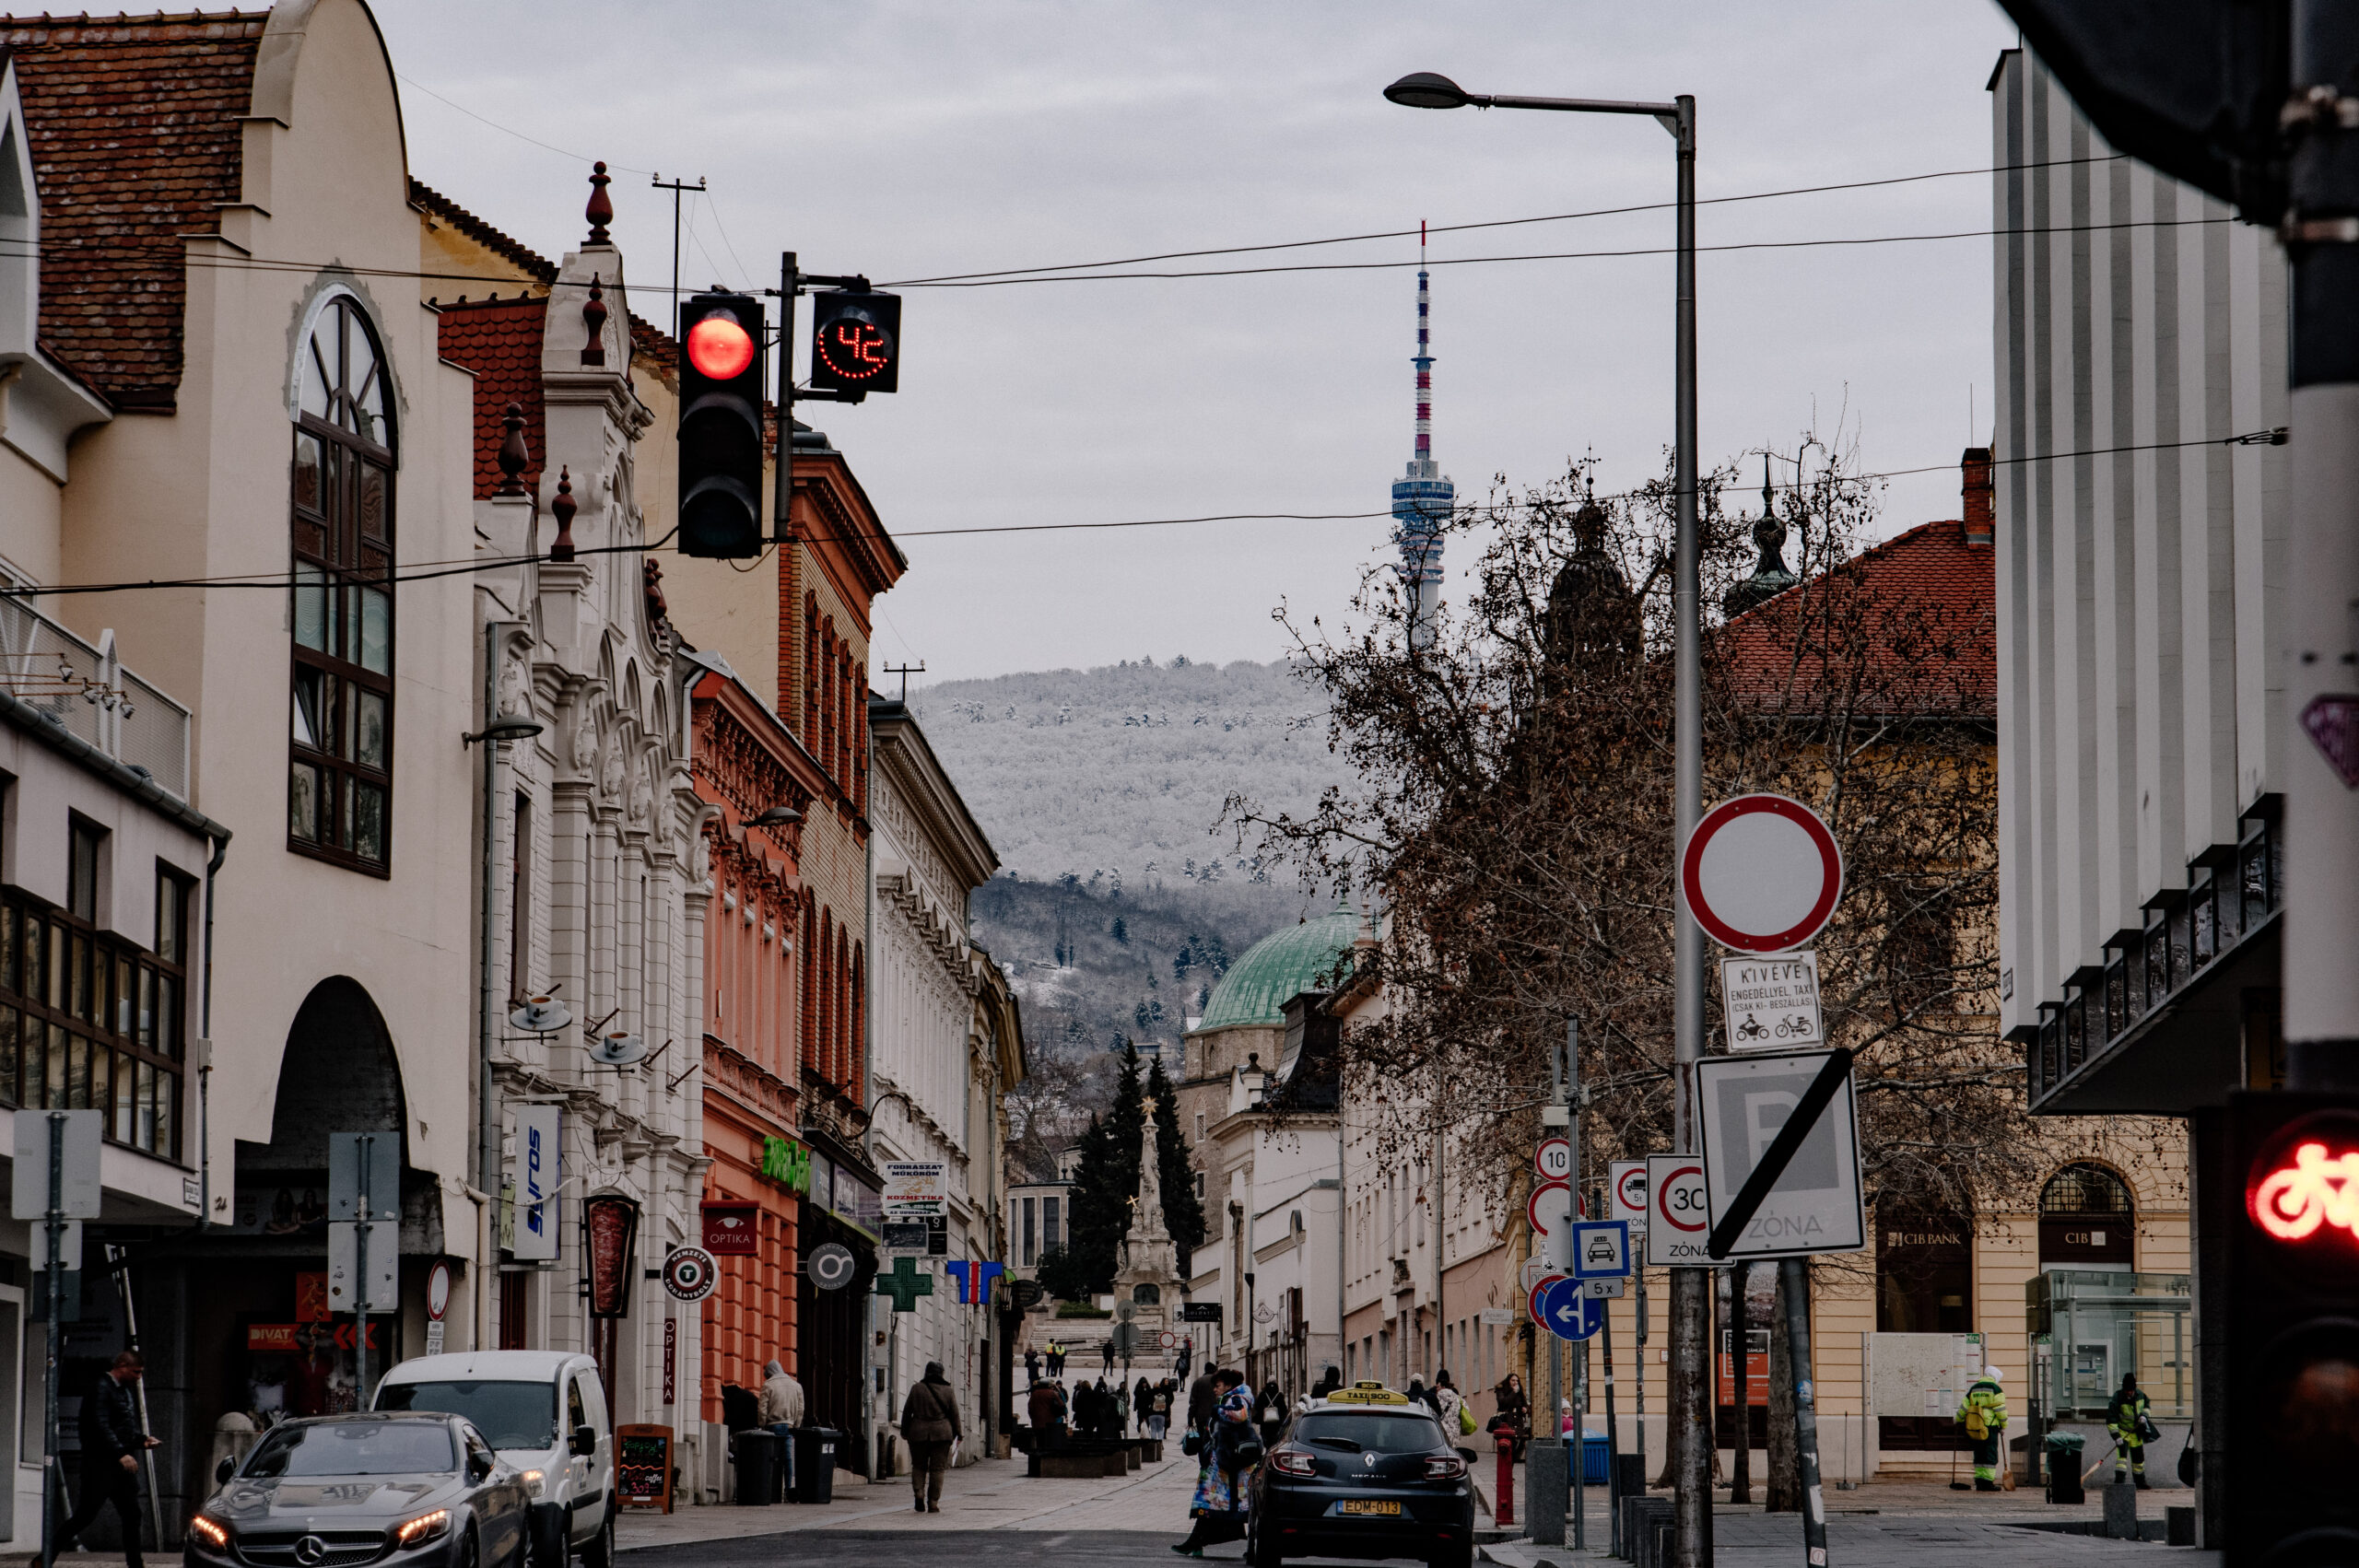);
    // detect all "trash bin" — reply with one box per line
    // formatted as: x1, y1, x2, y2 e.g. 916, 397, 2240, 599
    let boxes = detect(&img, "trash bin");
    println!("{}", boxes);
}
732, 1429, 779, 1505
1579, 1433, 1611, 1485
2045, 1432, 2086, 1504
791, 1428, 840, 1504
